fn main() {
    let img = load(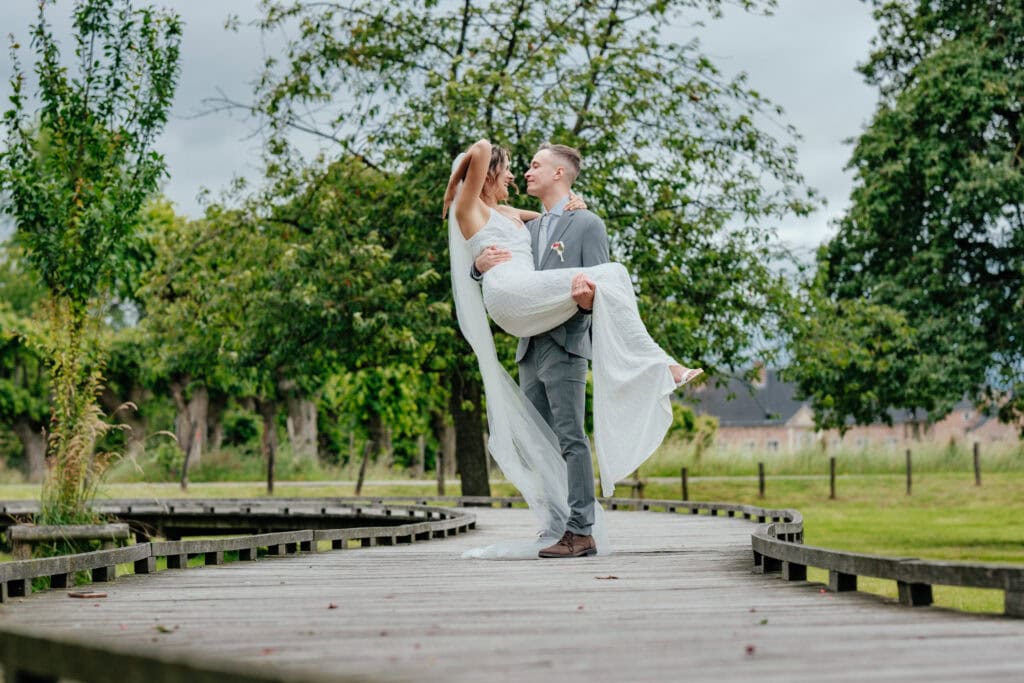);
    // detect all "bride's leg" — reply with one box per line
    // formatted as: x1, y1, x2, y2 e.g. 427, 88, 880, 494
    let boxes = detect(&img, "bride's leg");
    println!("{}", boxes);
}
588, 262, 702, 384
